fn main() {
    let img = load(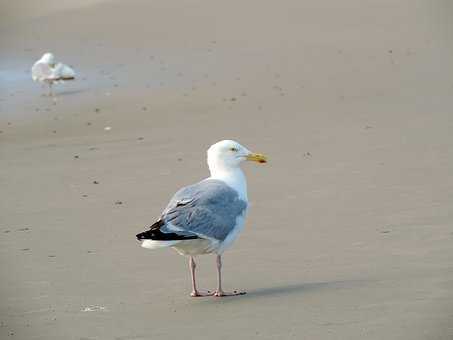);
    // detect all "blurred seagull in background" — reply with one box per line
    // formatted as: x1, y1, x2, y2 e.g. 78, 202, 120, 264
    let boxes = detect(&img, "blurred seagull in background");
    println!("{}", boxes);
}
31, 52, 76, 97
136, 140, 267, 297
